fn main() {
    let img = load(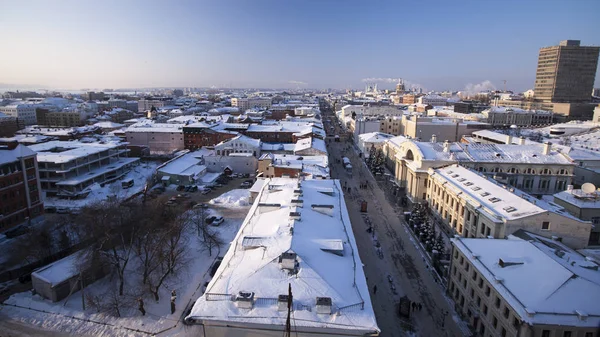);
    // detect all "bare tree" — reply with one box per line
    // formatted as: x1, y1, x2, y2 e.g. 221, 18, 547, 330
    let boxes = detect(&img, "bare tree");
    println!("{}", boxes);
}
146, 214, 191, 302
198, 221, 224, 257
